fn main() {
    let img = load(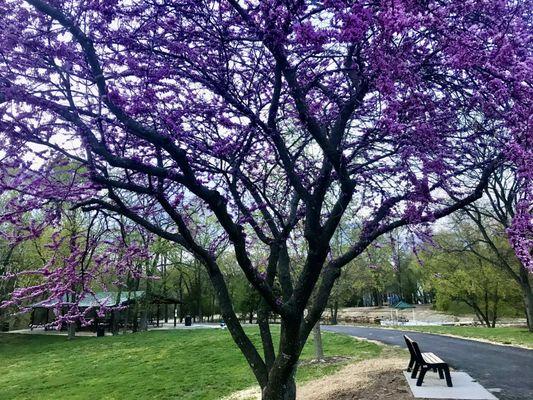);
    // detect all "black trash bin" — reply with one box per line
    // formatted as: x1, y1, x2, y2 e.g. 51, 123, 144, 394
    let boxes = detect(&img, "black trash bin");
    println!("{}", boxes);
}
96, 324, 105, 337
184, 315, 192, 326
